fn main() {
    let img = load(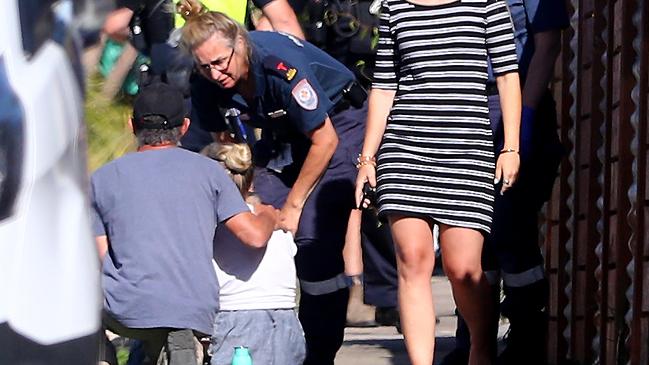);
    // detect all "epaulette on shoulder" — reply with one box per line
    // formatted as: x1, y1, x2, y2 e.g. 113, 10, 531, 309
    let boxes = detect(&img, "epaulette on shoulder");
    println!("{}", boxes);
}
262, 55, 298, 82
